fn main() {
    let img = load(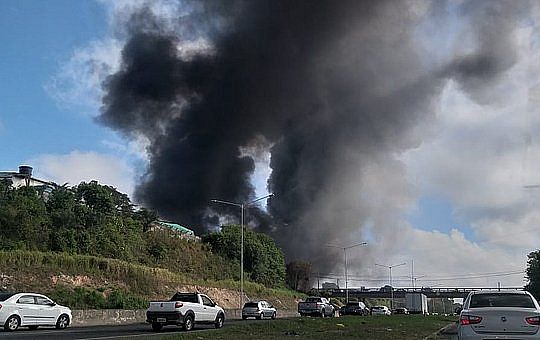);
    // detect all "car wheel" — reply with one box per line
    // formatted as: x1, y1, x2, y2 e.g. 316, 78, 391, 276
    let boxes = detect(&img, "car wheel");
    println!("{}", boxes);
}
215, 313, 224, 329
151, 322, 163, 332
4, 315, 20, 332
271, 312, 276, 320
321, 309, 326, 318
257, 312, 263, 320
183, 314, 194, 331
56, 314, 70, 330
299, 313, 305, 317
242, 316, 247, 320
28, 325, 39, 330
